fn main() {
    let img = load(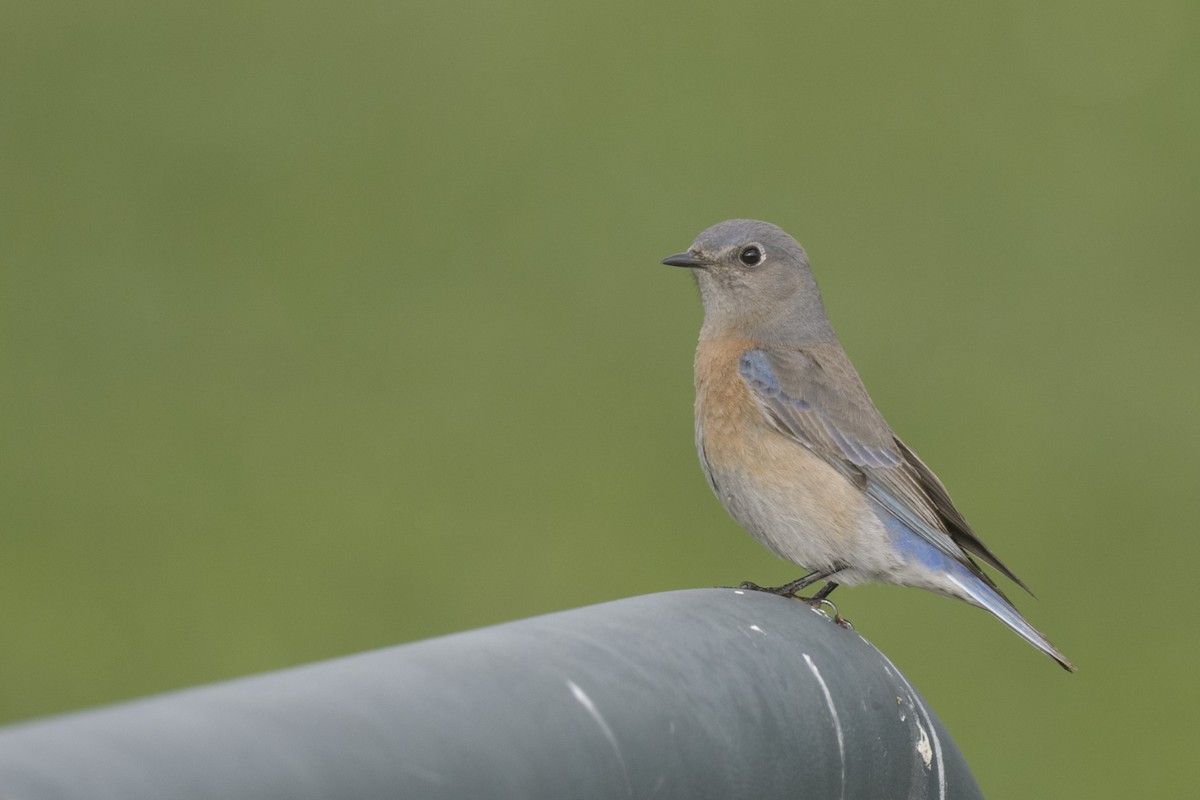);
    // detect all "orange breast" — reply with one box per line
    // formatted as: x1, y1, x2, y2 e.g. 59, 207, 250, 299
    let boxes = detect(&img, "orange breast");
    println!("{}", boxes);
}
693, 337, 767, 468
